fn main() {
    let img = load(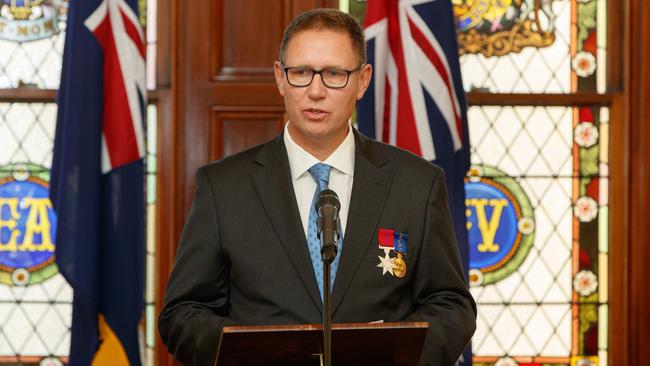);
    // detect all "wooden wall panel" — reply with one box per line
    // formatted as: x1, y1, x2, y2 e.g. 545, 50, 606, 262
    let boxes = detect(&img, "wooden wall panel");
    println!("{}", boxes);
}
212, 0, 284, 80
210, 112, 285, 160
183, 0, 338, 213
